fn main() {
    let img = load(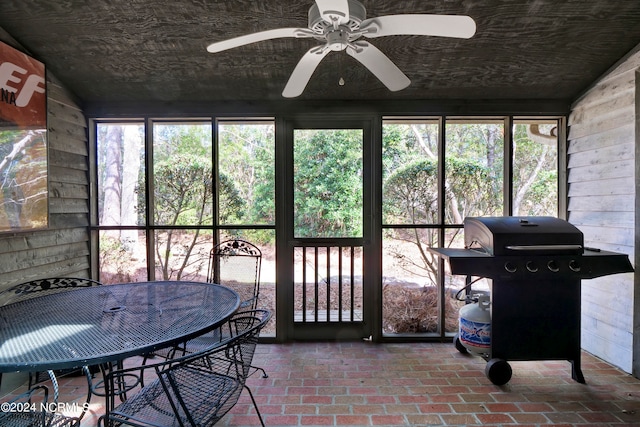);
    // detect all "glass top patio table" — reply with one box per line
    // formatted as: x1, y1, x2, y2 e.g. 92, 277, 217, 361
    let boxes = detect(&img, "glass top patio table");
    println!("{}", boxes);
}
0, 281, 240, 373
